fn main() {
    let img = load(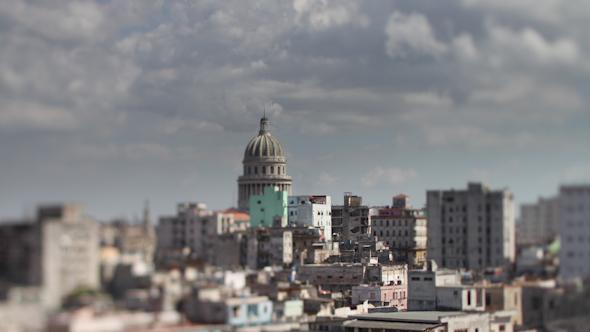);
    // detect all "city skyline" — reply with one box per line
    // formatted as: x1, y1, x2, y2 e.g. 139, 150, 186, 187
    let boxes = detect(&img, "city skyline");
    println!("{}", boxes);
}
1, 1, 590, 221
